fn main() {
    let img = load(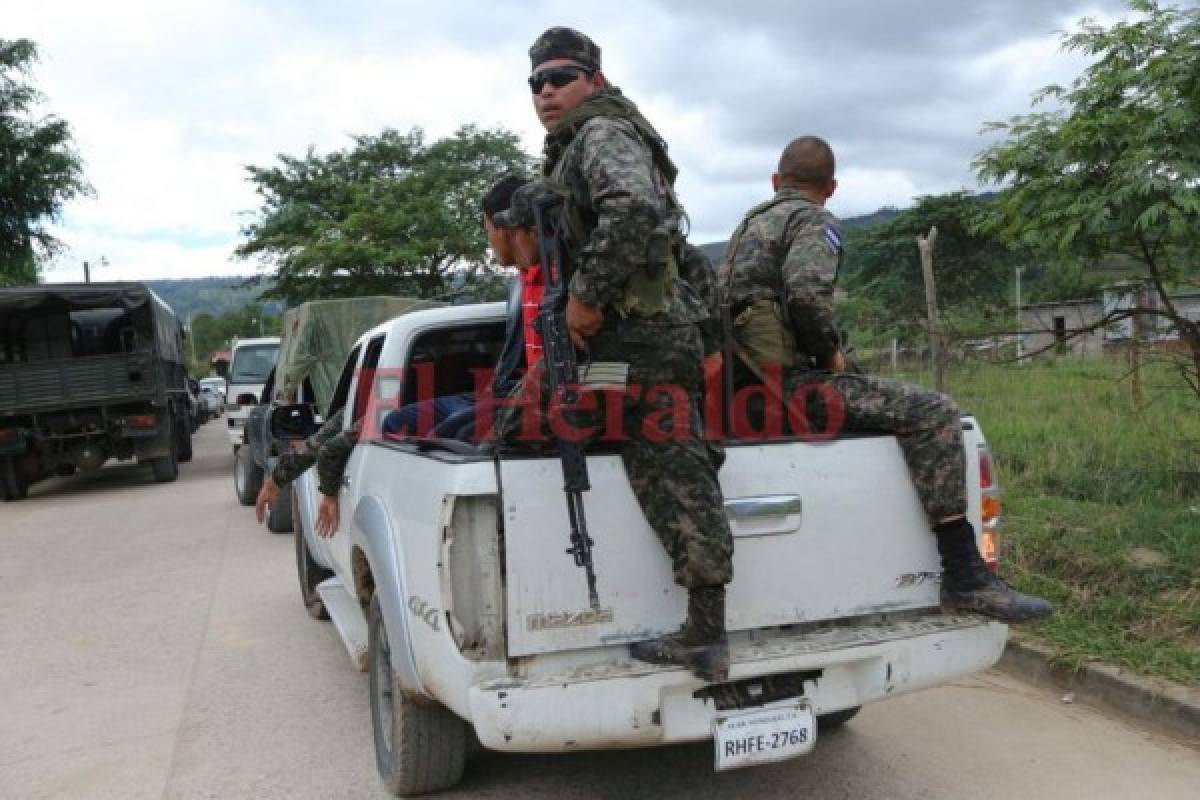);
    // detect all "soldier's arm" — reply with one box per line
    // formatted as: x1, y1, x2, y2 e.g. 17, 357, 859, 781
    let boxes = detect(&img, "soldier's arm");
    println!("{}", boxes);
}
780, 220, 843, 370
681, 244, 721, 357
567, 118, 662, 309
315, 419, 359, 497
269, 408, 344, 487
